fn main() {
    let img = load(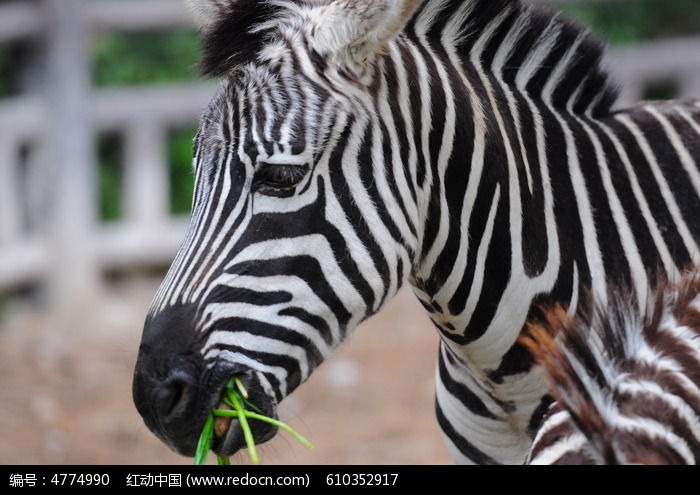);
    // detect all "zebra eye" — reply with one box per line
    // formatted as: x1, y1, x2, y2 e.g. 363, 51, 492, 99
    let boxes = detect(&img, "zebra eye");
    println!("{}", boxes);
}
253, 164, 308, 197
